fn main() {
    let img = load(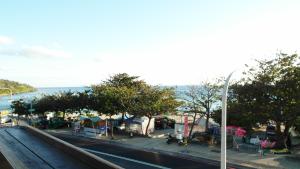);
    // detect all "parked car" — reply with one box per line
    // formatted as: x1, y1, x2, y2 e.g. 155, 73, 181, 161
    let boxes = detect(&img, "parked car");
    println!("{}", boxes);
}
155, 117, 175, 129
